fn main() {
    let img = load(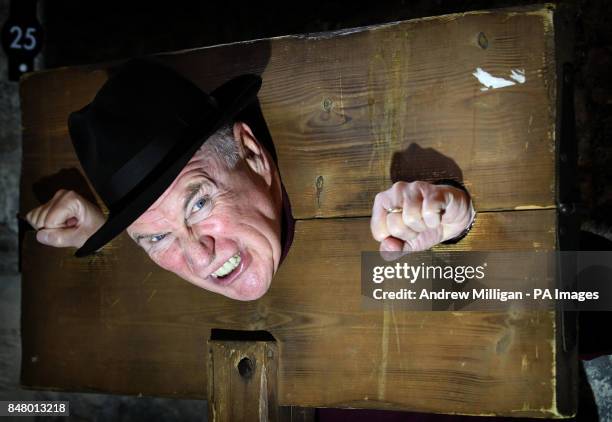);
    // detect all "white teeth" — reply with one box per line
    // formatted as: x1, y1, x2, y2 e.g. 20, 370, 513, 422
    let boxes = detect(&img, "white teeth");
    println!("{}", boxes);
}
212, 254, 241, 278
